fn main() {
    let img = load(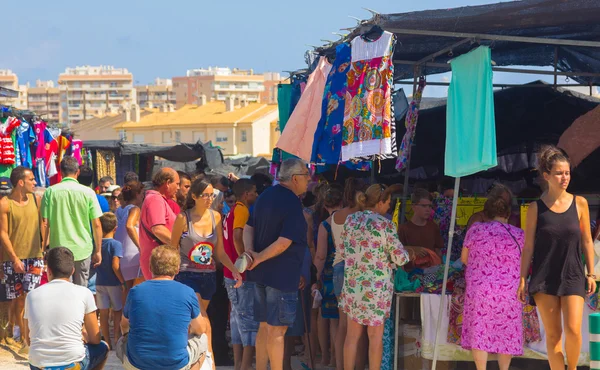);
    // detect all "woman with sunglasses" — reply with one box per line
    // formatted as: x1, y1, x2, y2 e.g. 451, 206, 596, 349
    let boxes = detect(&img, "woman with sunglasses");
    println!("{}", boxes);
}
171, 179, 243, 360
338, 184, 409, 370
